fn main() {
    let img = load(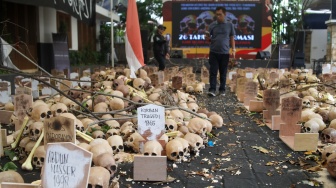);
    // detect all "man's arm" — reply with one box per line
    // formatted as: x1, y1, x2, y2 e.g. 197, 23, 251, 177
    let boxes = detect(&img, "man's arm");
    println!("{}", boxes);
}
230, 35, 236, 58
